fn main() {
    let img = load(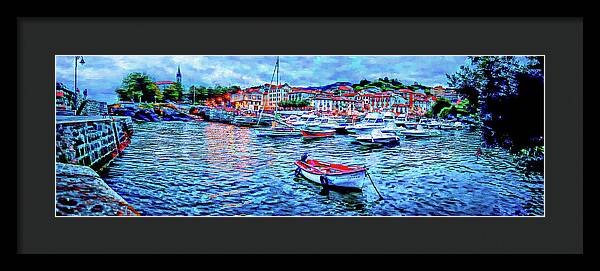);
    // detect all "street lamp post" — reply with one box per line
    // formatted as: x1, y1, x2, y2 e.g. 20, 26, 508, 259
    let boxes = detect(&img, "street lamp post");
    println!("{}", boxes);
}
73, 56, 85, 114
